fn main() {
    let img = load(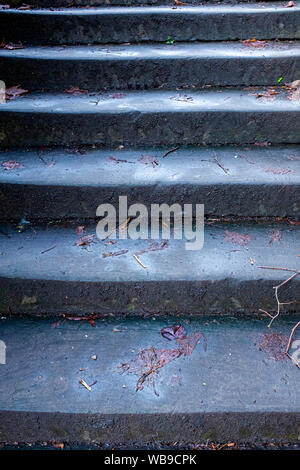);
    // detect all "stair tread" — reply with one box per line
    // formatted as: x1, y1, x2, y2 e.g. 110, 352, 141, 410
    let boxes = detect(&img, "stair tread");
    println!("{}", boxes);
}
1, 88, 299, 112
0, 220, 299, 281
0, 316, 299, 442
1, 146, 300, 186
3, 3, 299, 13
